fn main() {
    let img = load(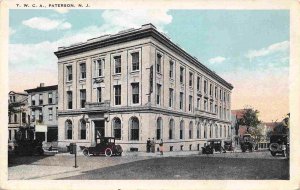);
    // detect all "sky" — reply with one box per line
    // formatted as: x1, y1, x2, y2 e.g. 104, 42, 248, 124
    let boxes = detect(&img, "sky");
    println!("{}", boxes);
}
9, 9, 289, 122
